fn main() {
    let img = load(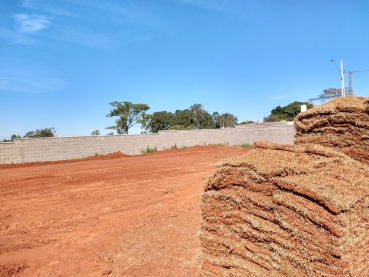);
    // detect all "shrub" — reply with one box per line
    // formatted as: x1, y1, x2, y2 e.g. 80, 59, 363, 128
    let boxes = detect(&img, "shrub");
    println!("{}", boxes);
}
140, 146, 157, 154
